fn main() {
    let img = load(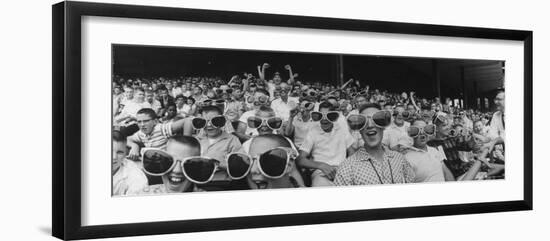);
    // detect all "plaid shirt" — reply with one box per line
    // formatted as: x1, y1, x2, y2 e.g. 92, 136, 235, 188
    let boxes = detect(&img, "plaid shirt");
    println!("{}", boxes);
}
334, 147, 415, 186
